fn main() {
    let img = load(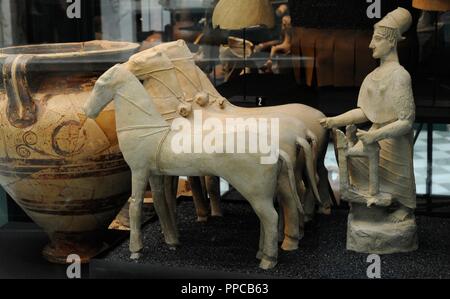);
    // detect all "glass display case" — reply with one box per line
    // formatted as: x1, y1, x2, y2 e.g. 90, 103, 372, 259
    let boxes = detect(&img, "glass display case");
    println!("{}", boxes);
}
0, 0, 449, 281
